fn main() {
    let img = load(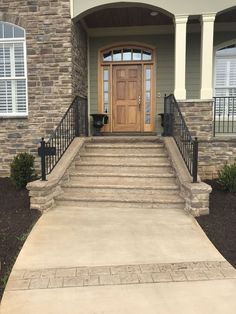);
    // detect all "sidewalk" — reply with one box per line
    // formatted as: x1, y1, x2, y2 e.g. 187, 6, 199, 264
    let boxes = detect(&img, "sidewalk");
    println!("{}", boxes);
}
1, 206, 236, 313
